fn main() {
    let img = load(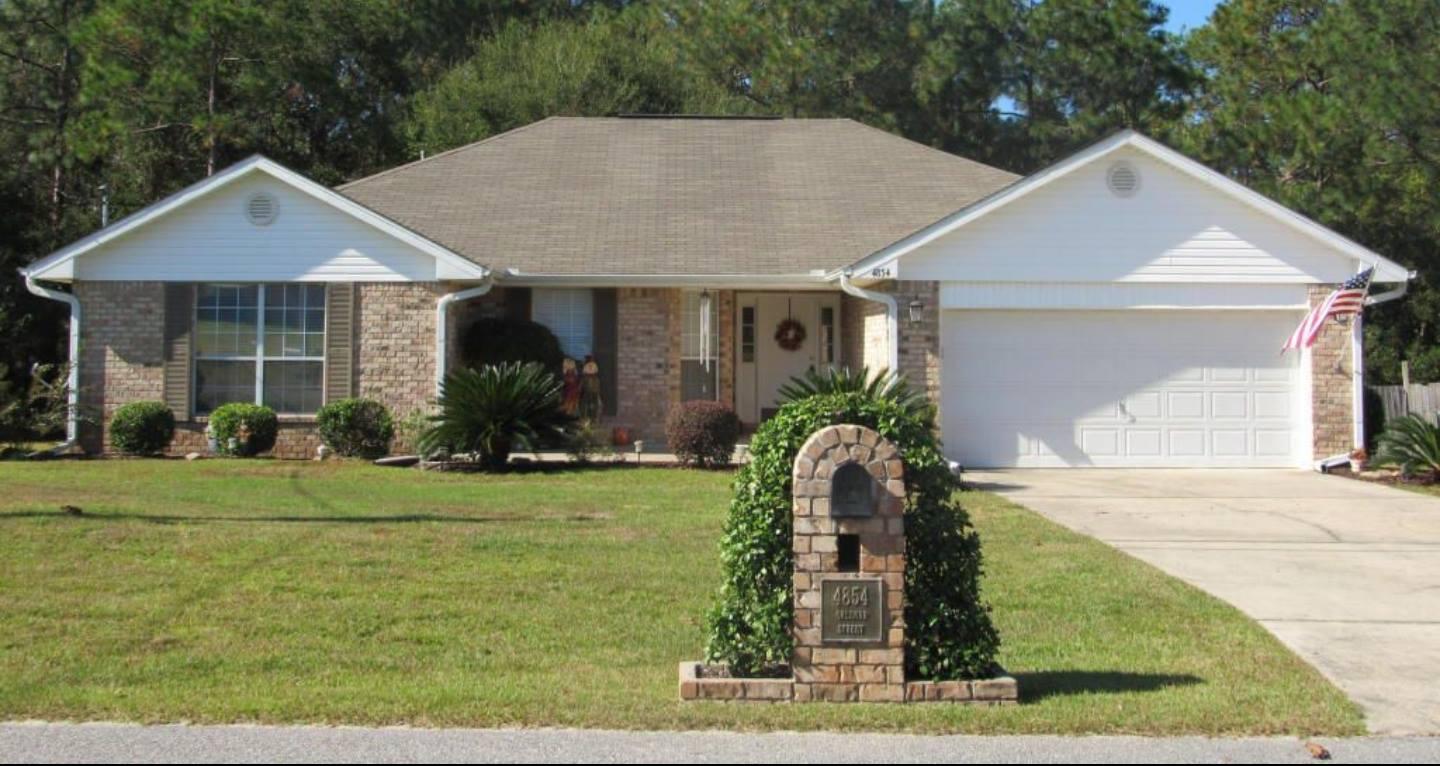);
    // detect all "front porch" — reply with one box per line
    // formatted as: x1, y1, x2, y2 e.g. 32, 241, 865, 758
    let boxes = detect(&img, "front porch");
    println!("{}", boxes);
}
448, 285, 893, 444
